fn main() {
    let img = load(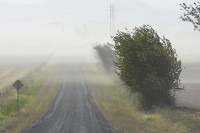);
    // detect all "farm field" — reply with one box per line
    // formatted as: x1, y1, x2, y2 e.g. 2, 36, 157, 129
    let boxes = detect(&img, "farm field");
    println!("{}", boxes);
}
0, 64, 61, 133
176, 63, 200, 109
0, 66, 34, 94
